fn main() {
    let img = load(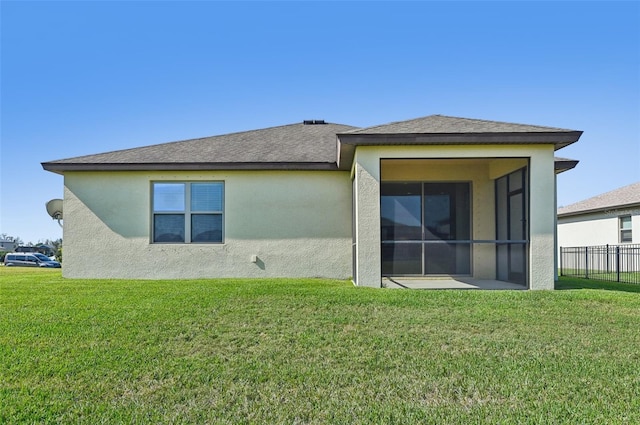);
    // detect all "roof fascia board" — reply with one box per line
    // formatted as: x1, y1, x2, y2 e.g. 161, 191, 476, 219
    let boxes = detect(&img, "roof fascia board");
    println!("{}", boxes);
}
41, 162, 342, 173
338, 131, 583, 147
554, 159, 579, 174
